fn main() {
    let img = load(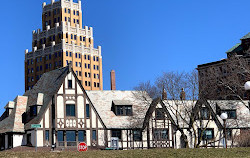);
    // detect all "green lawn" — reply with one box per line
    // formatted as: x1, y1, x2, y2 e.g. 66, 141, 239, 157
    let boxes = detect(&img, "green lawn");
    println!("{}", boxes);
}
0, 148, 249, 158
